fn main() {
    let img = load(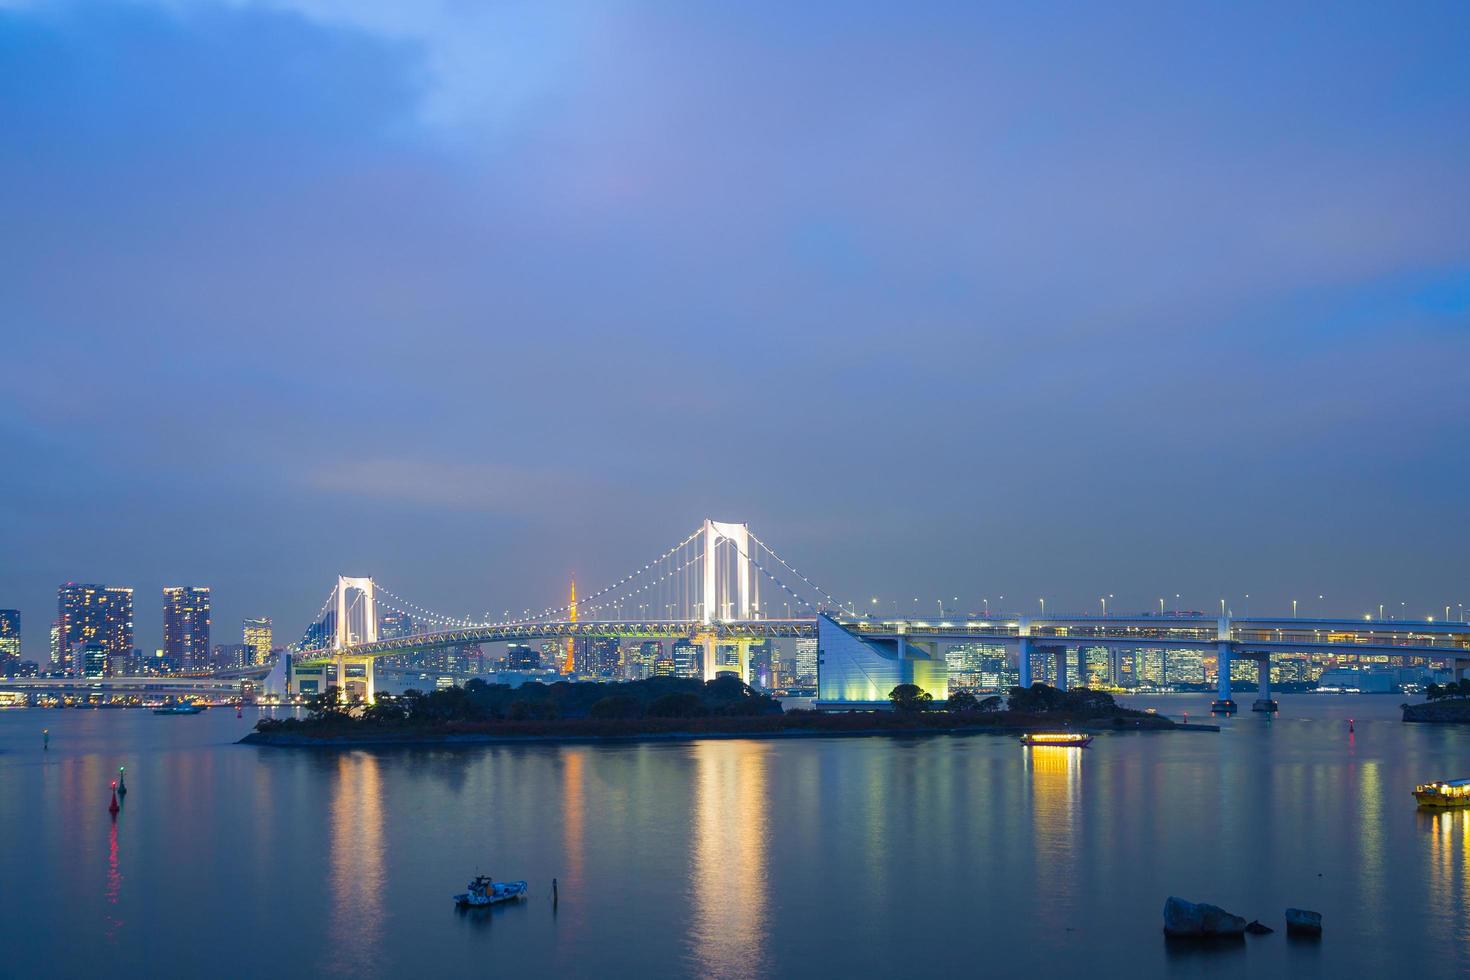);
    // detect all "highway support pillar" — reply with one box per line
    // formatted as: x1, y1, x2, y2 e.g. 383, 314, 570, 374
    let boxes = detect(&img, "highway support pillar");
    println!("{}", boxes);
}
1212, 642, 1237, 713
1252, 655, 1277, 712
1018, 637, 1033, 688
